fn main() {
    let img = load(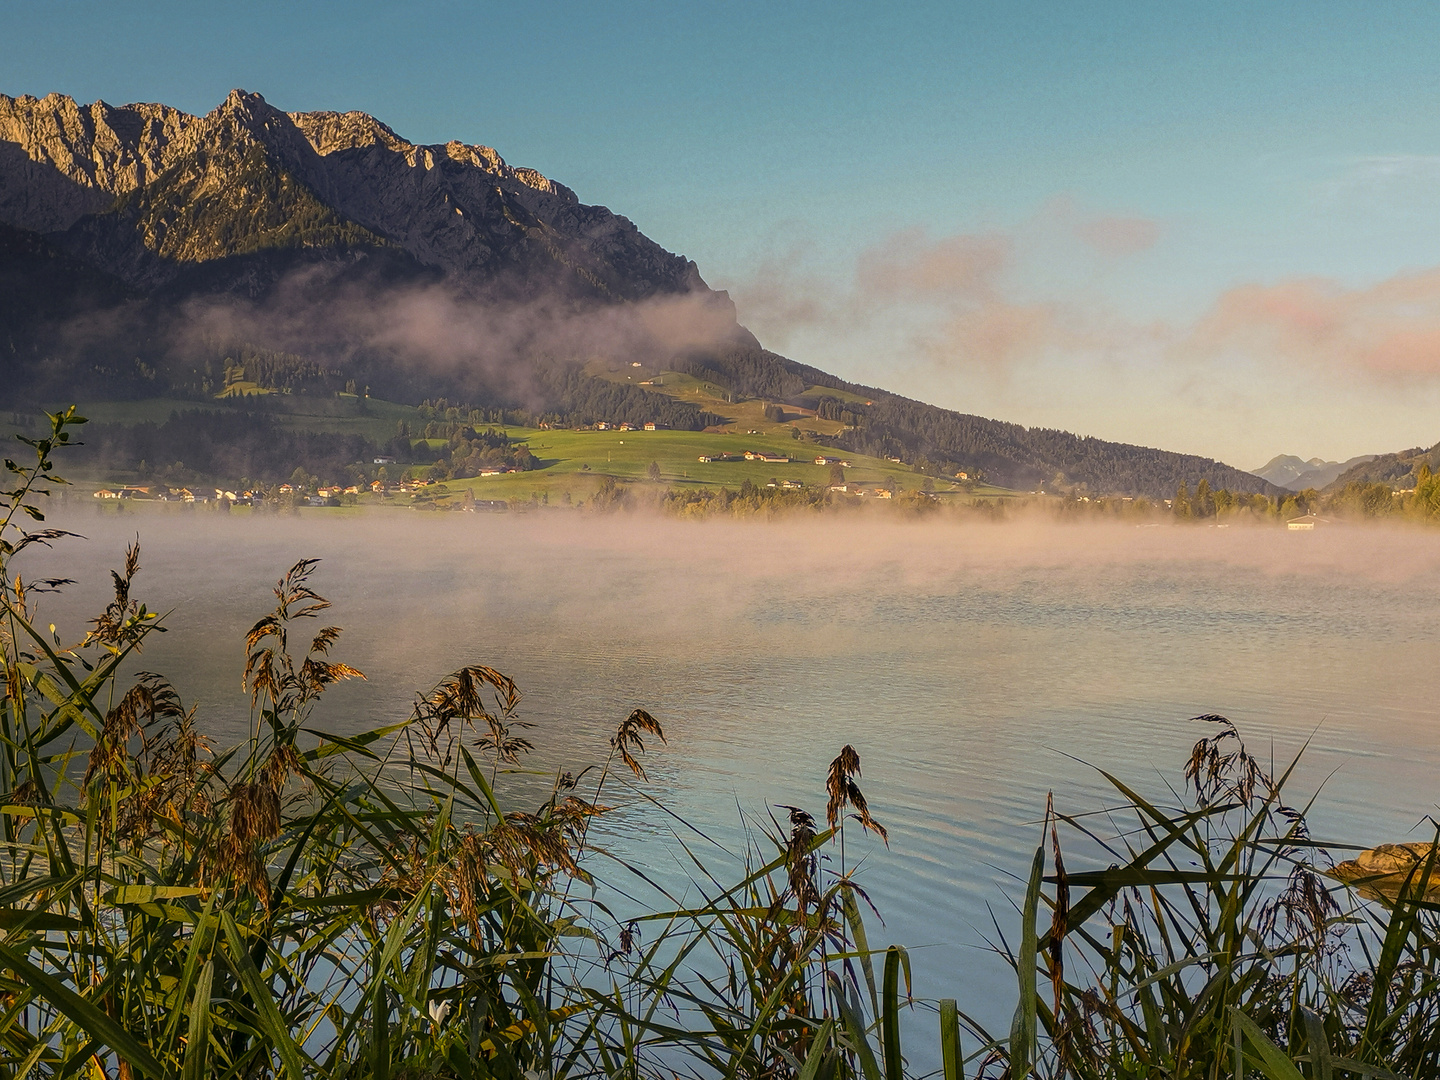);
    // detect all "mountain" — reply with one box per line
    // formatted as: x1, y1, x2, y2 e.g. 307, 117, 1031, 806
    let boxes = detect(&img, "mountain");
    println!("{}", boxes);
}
1253, 453, 1376, 491
1253, 455, 1323, 488
0, 89, 706, 299
0, 88, 1284, 497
